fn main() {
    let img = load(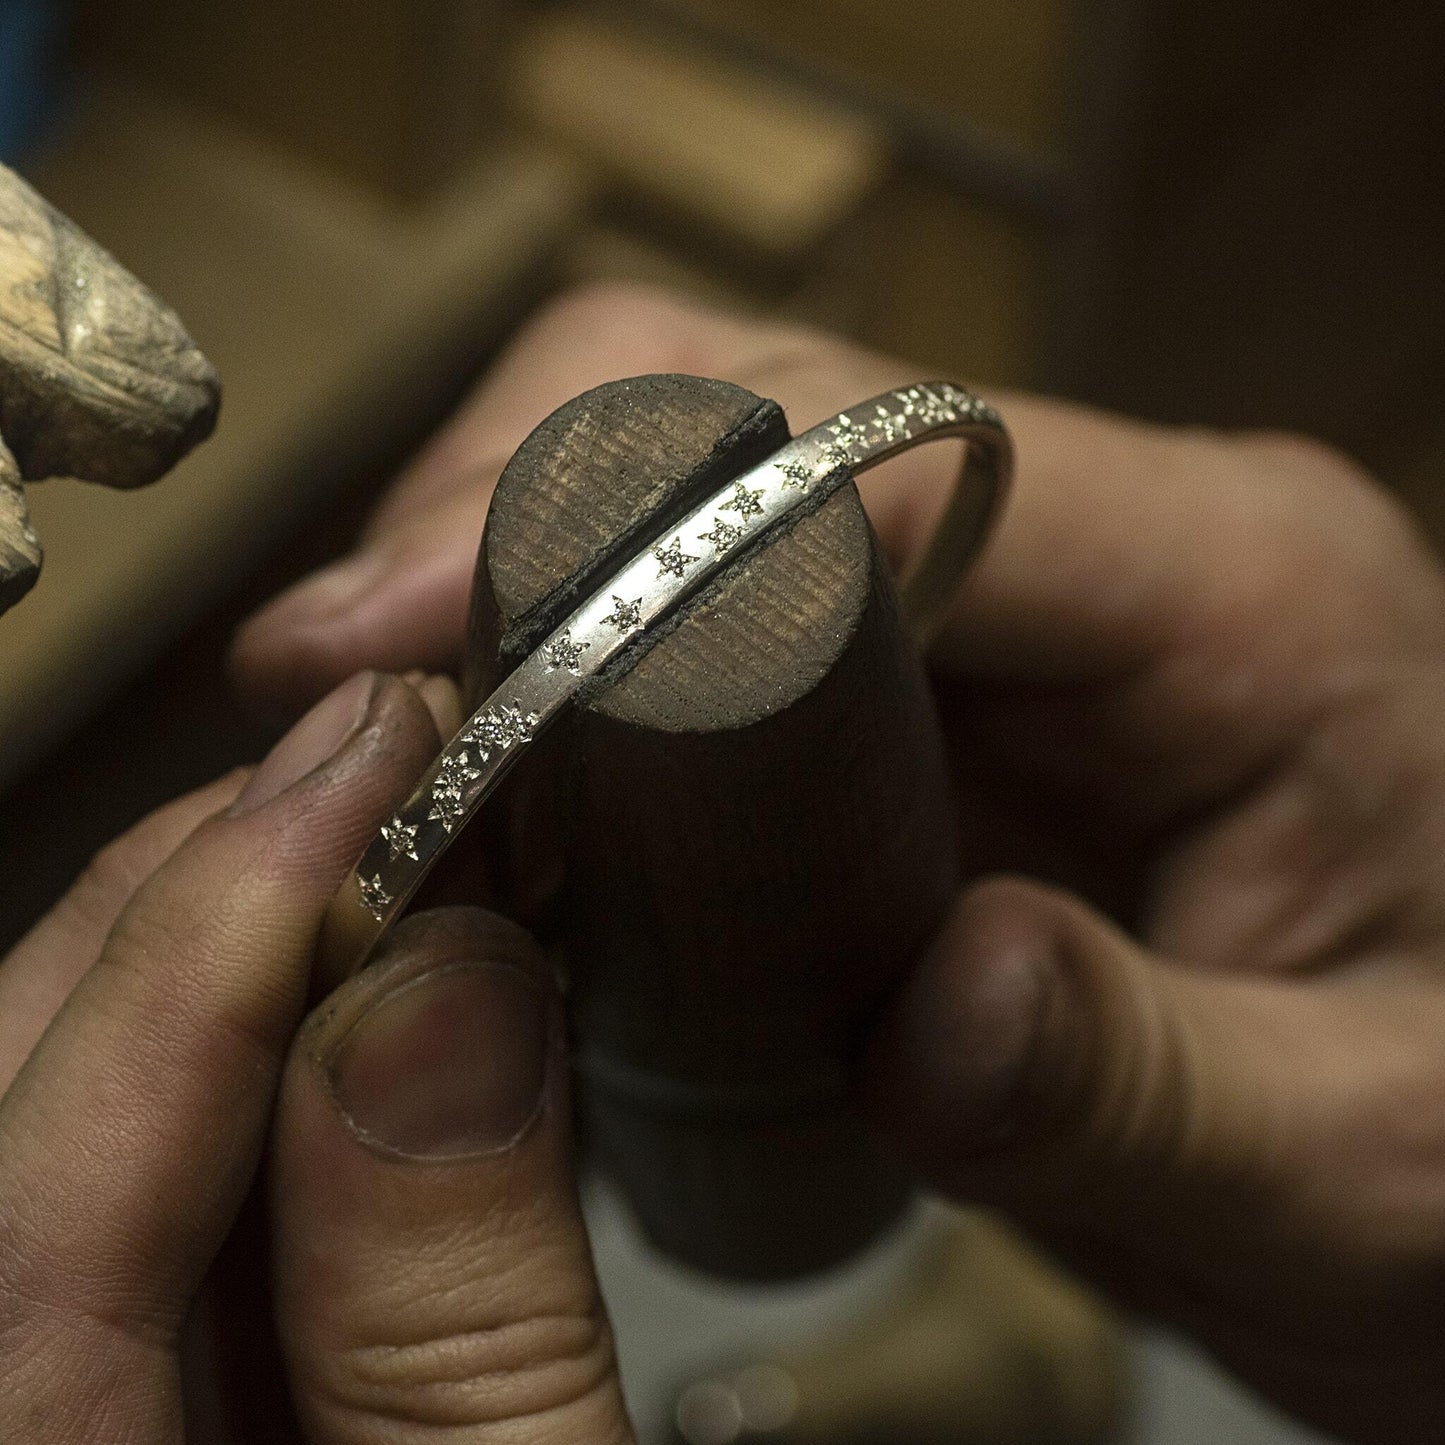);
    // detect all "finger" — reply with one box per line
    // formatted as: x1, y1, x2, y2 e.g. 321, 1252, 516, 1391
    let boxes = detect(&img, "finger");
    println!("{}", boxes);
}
233, 283, 1445, 728
231, 281, 743, 712
0, 672, 441, 1438
0, 769, 247, 1092
0, 677, 457, 1096
273, 906, 634, 1445
934, 408, 1445, 689
230, 283, 939, 711
859, 875, 1429, 1340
